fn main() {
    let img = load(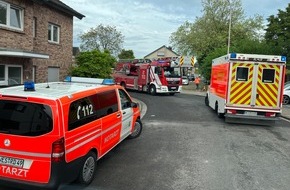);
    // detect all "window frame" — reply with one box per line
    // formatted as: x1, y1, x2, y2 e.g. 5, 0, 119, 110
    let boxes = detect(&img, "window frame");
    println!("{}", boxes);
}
236, 66, 249, 82
48, 23, 60, 44
262, 68, 275, 84
0, 1, 23, 31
